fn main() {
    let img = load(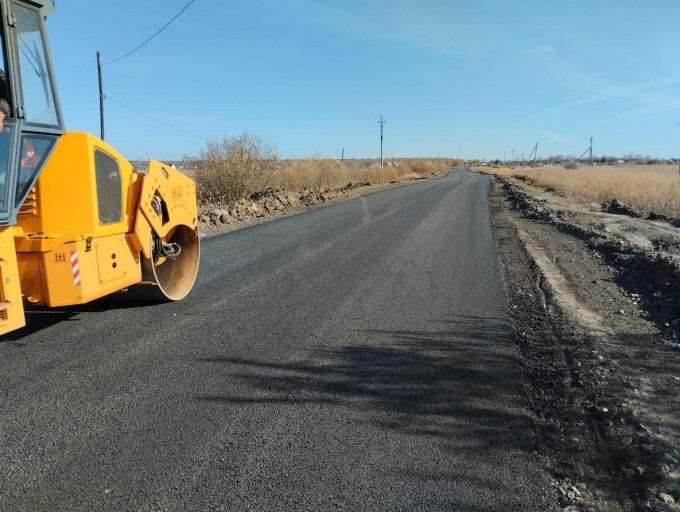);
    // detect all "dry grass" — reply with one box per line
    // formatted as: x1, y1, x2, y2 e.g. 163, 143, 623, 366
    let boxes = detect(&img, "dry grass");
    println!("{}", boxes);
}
481, 164, 680, 218
270, 157, 458, 194
195, 132, 461, 206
